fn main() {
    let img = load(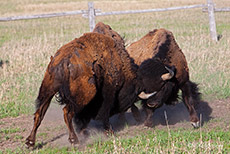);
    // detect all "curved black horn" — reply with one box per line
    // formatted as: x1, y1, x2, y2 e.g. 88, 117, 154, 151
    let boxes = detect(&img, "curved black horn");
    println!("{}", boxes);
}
161, 66, 174, 81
